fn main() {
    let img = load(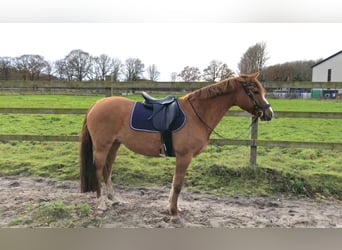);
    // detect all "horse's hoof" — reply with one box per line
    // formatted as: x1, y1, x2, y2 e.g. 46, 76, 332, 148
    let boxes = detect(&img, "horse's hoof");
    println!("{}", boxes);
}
170, 217, 184, 225
97, 203, 107, 212
96, 209, 105, 215
107, 193, 114, 200
111, 200, 120, 207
